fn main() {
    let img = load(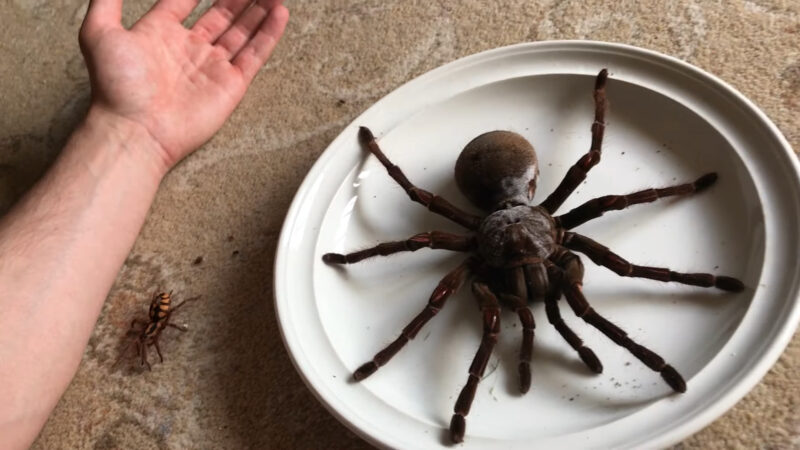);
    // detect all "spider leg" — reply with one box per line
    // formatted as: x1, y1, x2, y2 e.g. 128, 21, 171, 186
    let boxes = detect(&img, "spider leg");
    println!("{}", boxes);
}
563, 231, 745, 291
323, 231, 475, 264
501, 266, 537, 394
539, 69, 608, 214
556, 173, 718, 229
500, 292, 534, 393
154, 338, 164, 363
358, 126, 482, 230
543, 255, 603, 373
352, 258, 472, 381
450, 281, 501, 444
549, 259, 685, 392
171, 295, 201, 313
